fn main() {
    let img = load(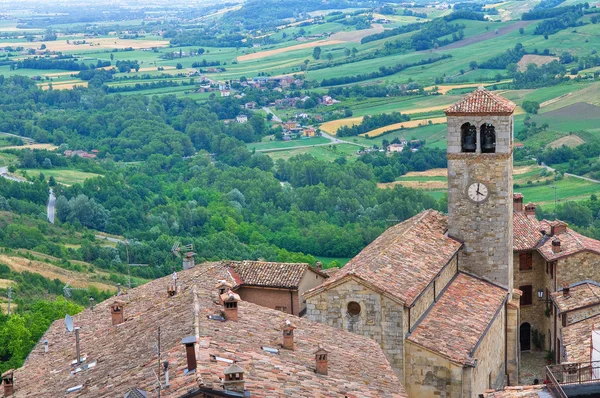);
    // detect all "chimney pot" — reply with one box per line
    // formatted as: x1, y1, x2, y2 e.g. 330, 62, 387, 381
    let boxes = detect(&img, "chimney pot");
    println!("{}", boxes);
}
168, 285, 176, 297
216, 280, 234, 303
315, 261, 322, 270
282, 320, 296, 350
117, 283, 121, 296
181, 336, 197, 373
2, 370, 14, 397
223, 363, 245, 393
513, 193, 523, 212
525, 202, 537, 217
552, 238, 561, 254
221, 290, 241, 321
111, 300, 125, 326
315, 346, 329, 375
89, 297, 95, 310
563, 284, 570, 297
